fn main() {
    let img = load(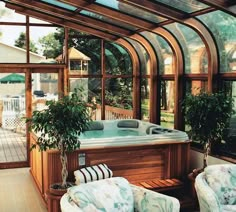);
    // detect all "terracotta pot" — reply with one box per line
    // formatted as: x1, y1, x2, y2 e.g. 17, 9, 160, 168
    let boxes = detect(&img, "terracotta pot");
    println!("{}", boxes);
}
46, 182, 75, 212
49, 182, 75, 196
